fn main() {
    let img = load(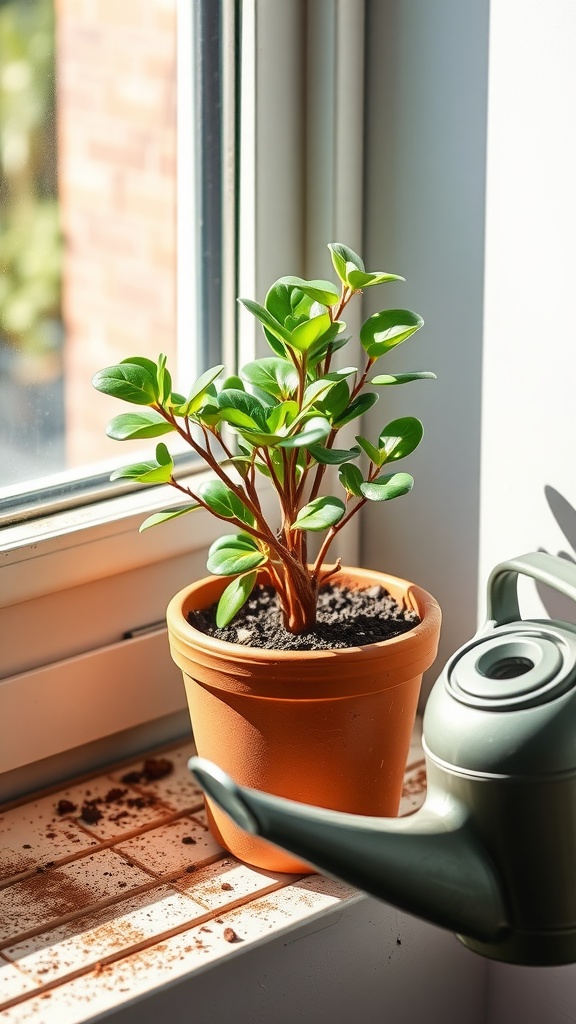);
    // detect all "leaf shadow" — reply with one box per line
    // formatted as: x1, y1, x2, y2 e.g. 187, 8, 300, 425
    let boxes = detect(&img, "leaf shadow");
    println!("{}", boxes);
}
535, 486, 576, 623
